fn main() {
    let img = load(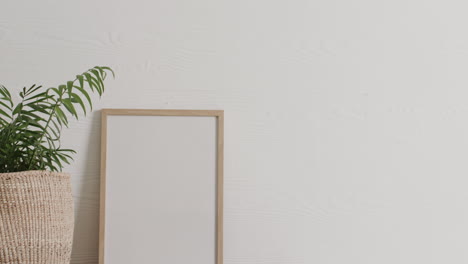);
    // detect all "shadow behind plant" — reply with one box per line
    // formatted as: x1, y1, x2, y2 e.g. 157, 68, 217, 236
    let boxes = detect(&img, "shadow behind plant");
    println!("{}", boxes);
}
0, 66, 114, 173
